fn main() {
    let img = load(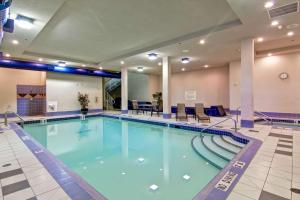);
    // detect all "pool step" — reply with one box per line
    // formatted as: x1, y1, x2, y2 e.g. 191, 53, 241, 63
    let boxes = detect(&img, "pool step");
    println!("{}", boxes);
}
212, 135, 241, 154
191, 136, 227, 169
221, 135, 245, 148
202, 135, 235, 161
